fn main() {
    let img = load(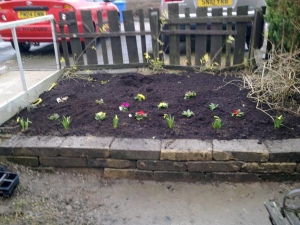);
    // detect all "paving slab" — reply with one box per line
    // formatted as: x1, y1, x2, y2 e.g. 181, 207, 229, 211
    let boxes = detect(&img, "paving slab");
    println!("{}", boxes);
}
265, 139, 300, 162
